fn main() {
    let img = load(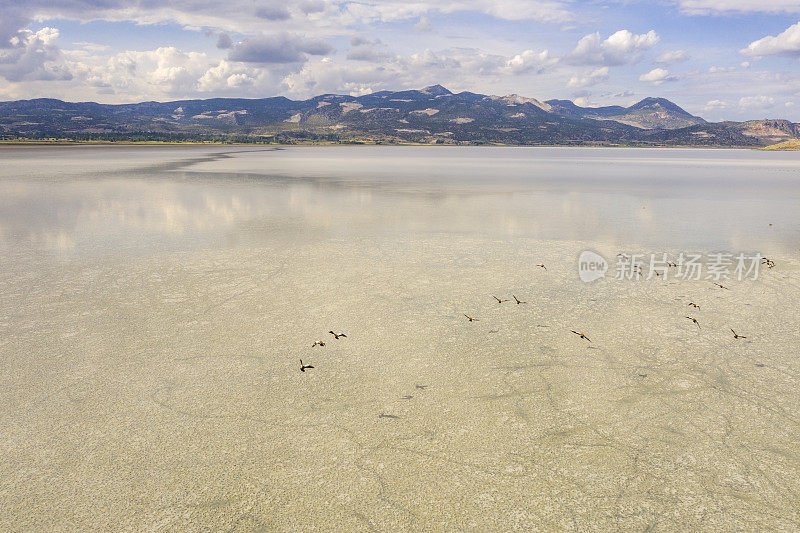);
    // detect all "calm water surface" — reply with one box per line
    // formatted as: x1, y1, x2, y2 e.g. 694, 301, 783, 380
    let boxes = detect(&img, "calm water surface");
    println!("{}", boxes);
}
1, 145, 799, 258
